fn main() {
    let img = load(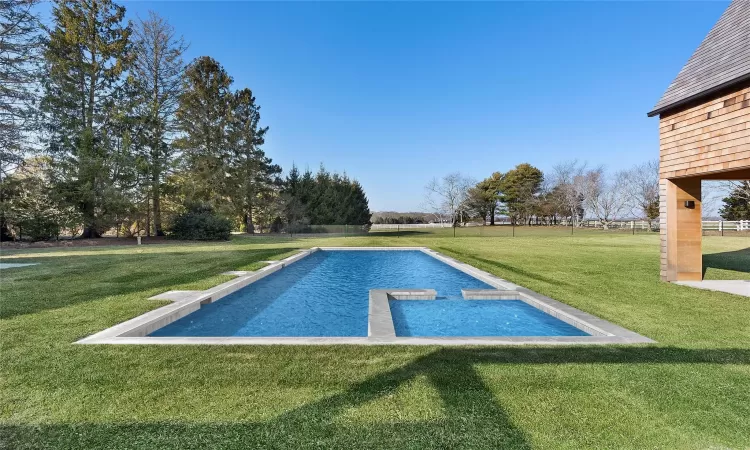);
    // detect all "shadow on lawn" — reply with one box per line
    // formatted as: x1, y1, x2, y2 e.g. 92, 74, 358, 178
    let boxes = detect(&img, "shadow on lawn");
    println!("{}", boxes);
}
703, 247, 750, 277
5, 347, 750, 449
0, 248, 298, 320
4, 346, 750, 449
0, 348, 532, 449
